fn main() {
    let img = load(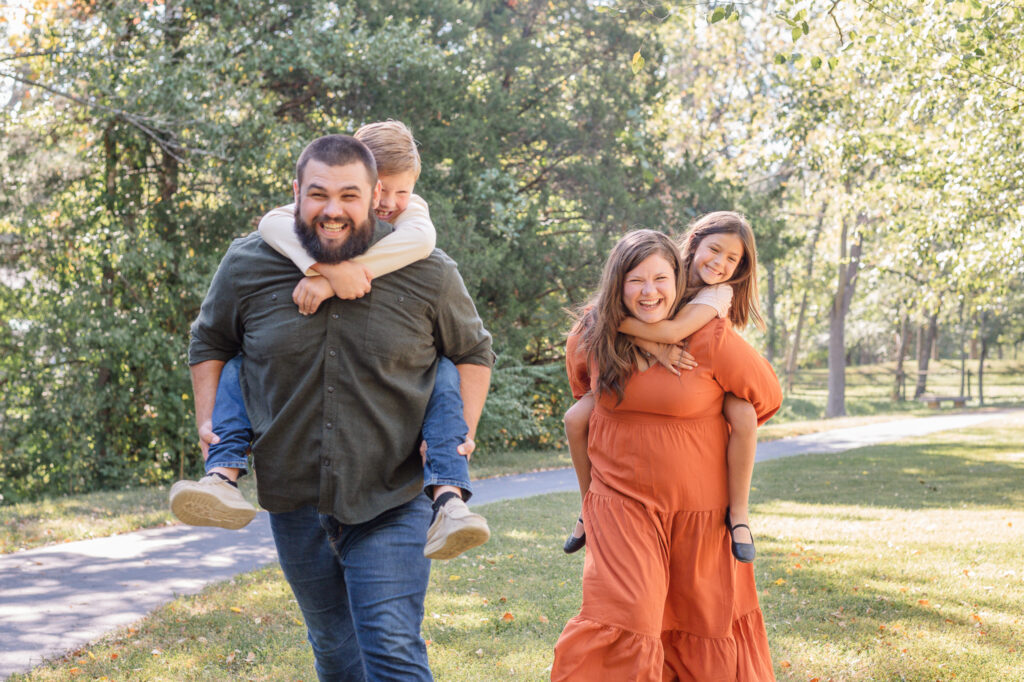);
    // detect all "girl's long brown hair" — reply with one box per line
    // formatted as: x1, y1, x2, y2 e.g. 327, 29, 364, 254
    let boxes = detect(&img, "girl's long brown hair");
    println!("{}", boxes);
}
574, 229, 685, 402
679, 211, 765, 331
